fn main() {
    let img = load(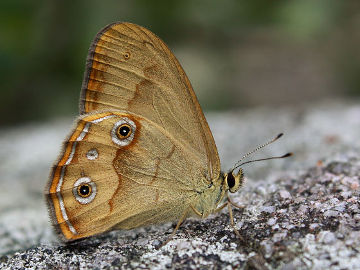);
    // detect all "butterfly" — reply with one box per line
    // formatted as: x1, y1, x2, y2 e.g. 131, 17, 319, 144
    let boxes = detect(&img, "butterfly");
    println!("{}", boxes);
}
45, 22, 290, 242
